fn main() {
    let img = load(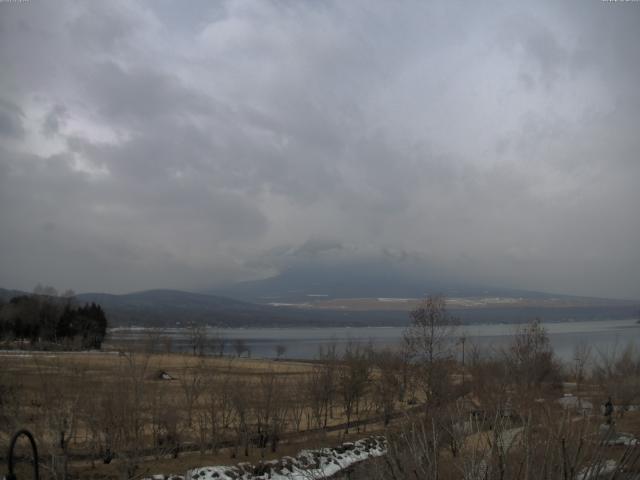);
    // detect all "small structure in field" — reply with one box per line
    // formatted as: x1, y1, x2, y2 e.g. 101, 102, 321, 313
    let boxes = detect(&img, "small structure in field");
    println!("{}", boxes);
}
153, 370, 174, 380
